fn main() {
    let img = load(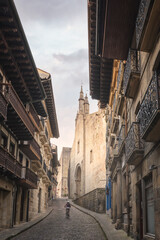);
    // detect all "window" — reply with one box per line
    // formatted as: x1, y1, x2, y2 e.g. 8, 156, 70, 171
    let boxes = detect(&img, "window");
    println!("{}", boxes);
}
19, 152, 23, 164
10, 142, 15, 156
1, 133, 8, 149
77, 141, 80, 154
90, 150, 93, 163
145, 175, 155, 235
